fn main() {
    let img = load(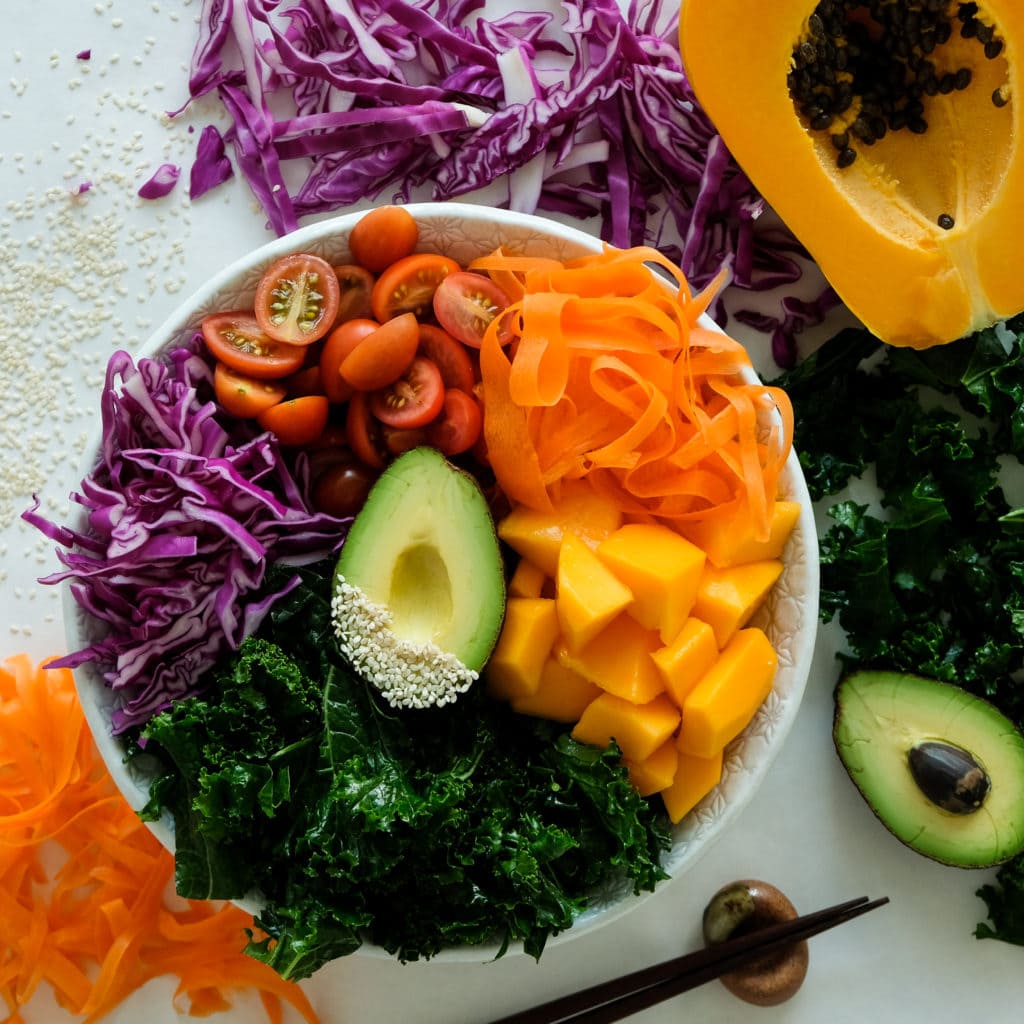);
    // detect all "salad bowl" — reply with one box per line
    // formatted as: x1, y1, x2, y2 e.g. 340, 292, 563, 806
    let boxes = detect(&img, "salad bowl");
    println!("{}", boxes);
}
60, 202, 820, 962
